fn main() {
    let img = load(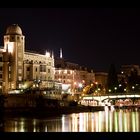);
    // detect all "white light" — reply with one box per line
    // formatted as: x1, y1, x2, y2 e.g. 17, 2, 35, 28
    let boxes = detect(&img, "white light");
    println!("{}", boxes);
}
74, 82, 77, 85
7, 42, 14, 53
64, 70, 67, 74
109, 89, 111, 92
95, 82, 98, 85
79, 83, 82, 88
119, 84, 122, 87
98, 88, 101, 91
46, 51, 50, 57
